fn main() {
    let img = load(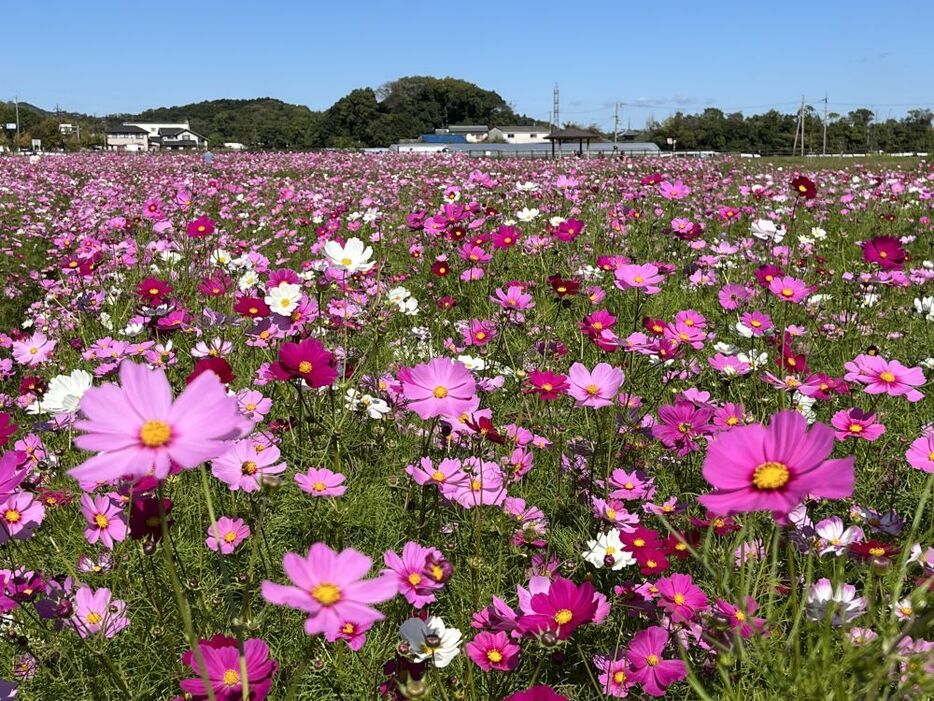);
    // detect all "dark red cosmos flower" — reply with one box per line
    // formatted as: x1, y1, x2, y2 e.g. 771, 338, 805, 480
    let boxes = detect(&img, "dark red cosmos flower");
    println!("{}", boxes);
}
19, 376, 46, 396
664, 532, 696, 560
849, 540, 900, 566
620, 526, 664, 554
791, 175, 817, 199
430, 260, 450, 277
186, 215, 215, 239
641, 173, 663, 186
129, 496, 173, 541
862, 236, 906, 270
643, 317, 667, 336
754, 264, 784, 288
547, 275, 580, 297
464, 415, 505, 444
270, 338, 338, 388
136, 277, 173, 305
233, 296, 271, 318
0, 413, 18, 448
198, 271, 233, 297
777, 349, 809, 374
436, 296, 456, 310
690, 515, 741, 536
187, 357, 236, 386
37, 488, 73, 509
634, 549, 670, 576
